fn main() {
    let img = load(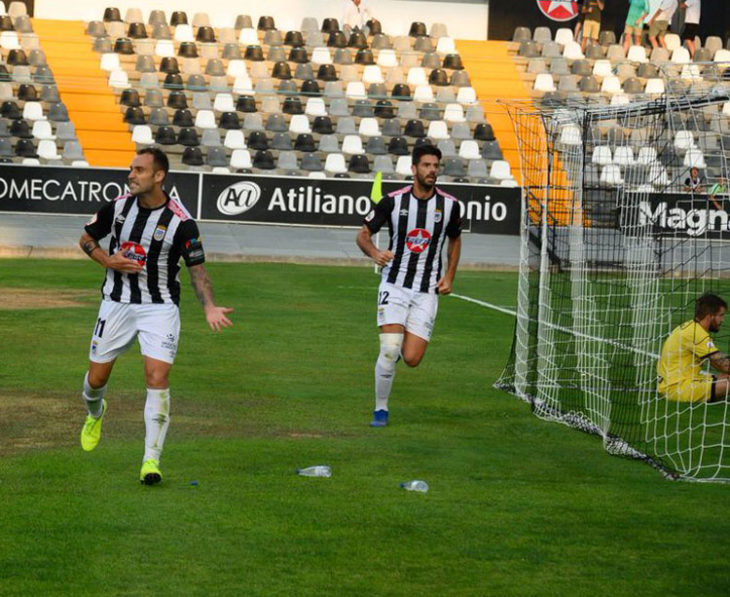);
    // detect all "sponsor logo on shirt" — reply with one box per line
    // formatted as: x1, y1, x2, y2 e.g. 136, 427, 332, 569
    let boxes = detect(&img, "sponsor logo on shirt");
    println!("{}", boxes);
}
537, 0, 579, 22
120, 241, 147, 267
406, 228, 432, 253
